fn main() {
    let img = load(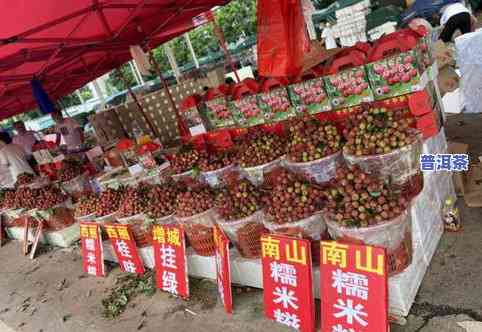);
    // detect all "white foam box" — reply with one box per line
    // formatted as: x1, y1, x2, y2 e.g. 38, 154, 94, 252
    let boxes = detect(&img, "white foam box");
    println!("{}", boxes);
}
44, 223, 80, 248
102, 222, 441, 316
5, 226, 48, 244
388, 223, 442, 317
